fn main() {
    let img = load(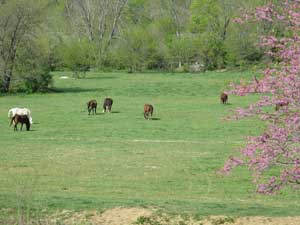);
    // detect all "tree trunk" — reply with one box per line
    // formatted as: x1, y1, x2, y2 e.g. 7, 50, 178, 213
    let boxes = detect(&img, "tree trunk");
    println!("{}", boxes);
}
106, 0, 127, 49
2, 69, 12, 93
